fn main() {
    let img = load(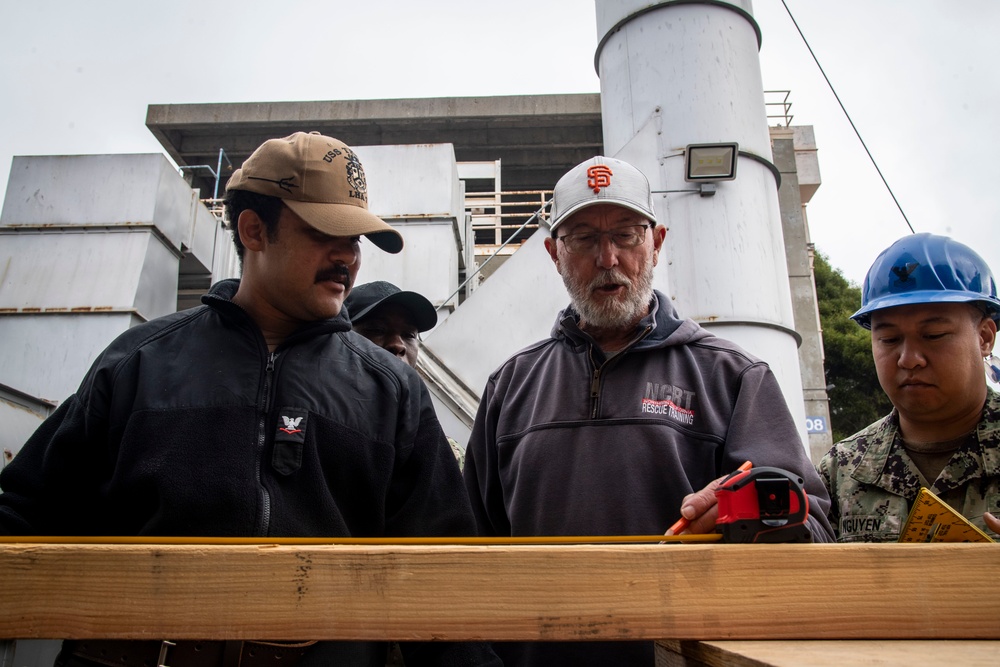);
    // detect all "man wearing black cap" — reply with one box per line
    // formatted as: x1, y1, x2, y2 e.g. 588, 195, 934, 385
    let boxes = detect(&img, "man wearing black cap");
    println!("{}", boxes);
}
346, 281, 438, 369
0, 132, 498, 667
346, 281, 468, 471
